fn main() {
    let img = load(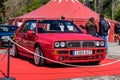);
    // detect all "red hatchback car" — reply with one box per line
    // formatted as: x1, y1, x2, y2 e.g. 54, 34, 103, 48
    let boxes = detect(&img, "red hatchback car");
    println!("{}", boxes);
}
11, 20, 106, 66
